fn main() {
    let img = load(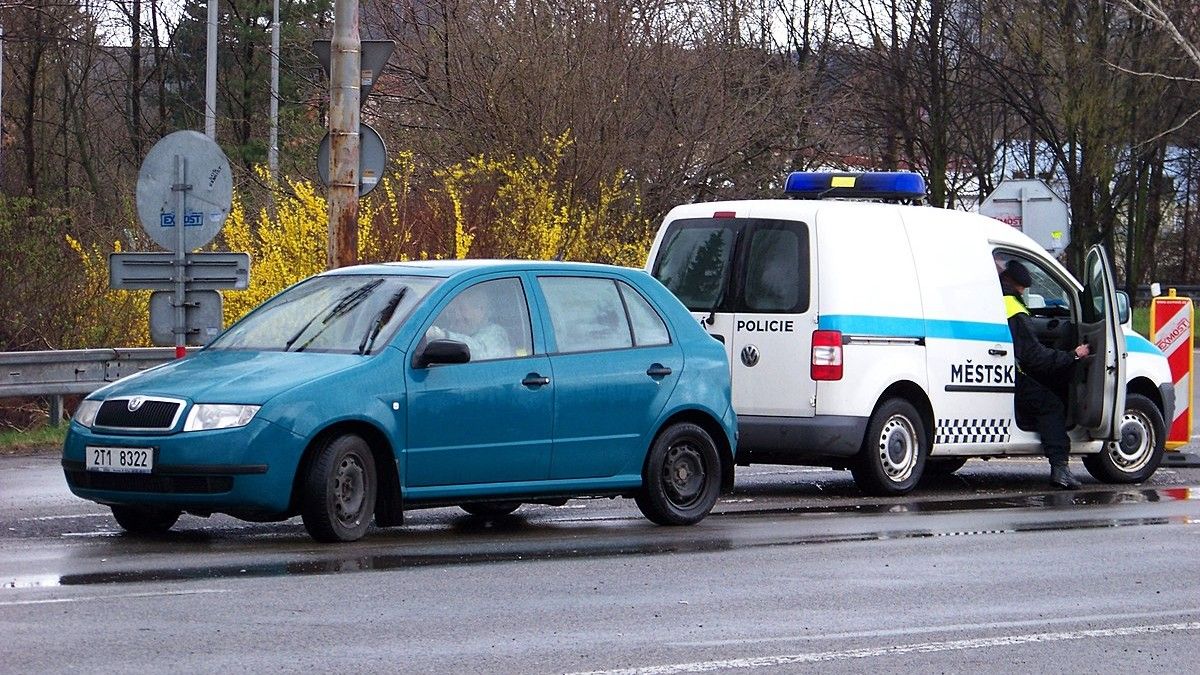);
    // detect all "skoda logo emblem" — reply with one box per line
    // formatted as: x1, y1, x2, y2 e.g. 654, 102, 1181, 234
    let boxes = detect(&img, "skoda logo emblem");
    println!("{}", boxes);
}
127, 396, 146, 412
740, 345, 760, 367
